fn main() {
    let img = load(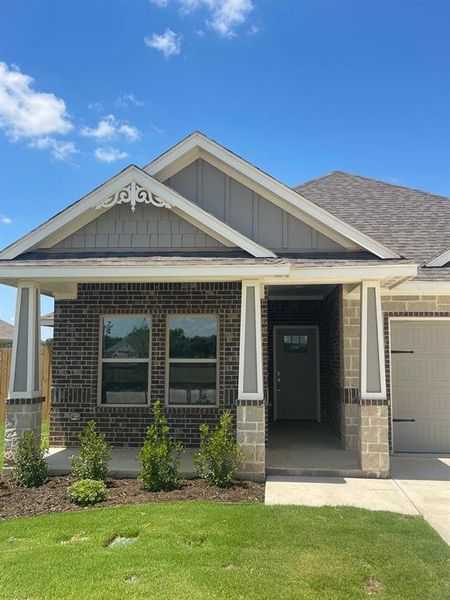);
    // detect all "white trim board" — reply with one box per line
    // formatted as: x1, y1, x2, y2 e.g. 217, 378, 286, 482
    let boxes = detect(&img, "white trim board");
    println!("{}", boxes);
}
144, 132, 400, 259
425, 247, 450, 268
0, 165, 275, 260
360, 281, 387, 401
